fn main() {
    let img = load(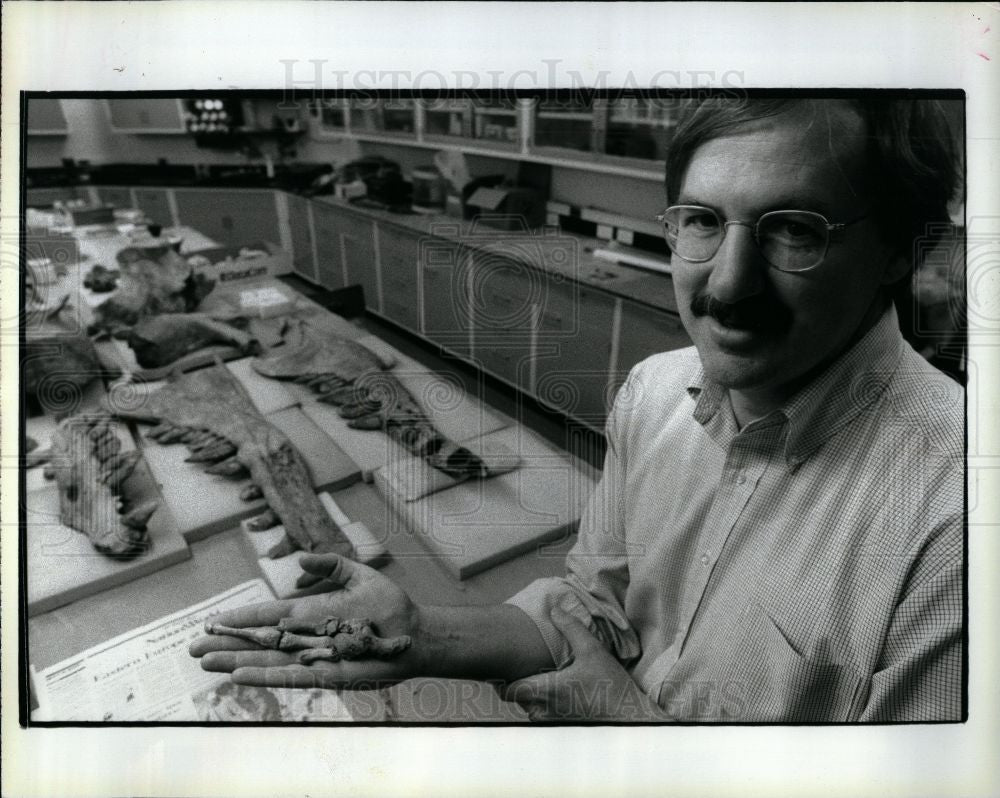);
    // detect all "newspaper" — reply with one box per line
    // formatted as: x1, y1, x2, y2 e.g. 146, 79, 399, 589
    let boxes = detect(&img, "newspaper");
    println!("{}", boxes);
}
30, 579, 355, 722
